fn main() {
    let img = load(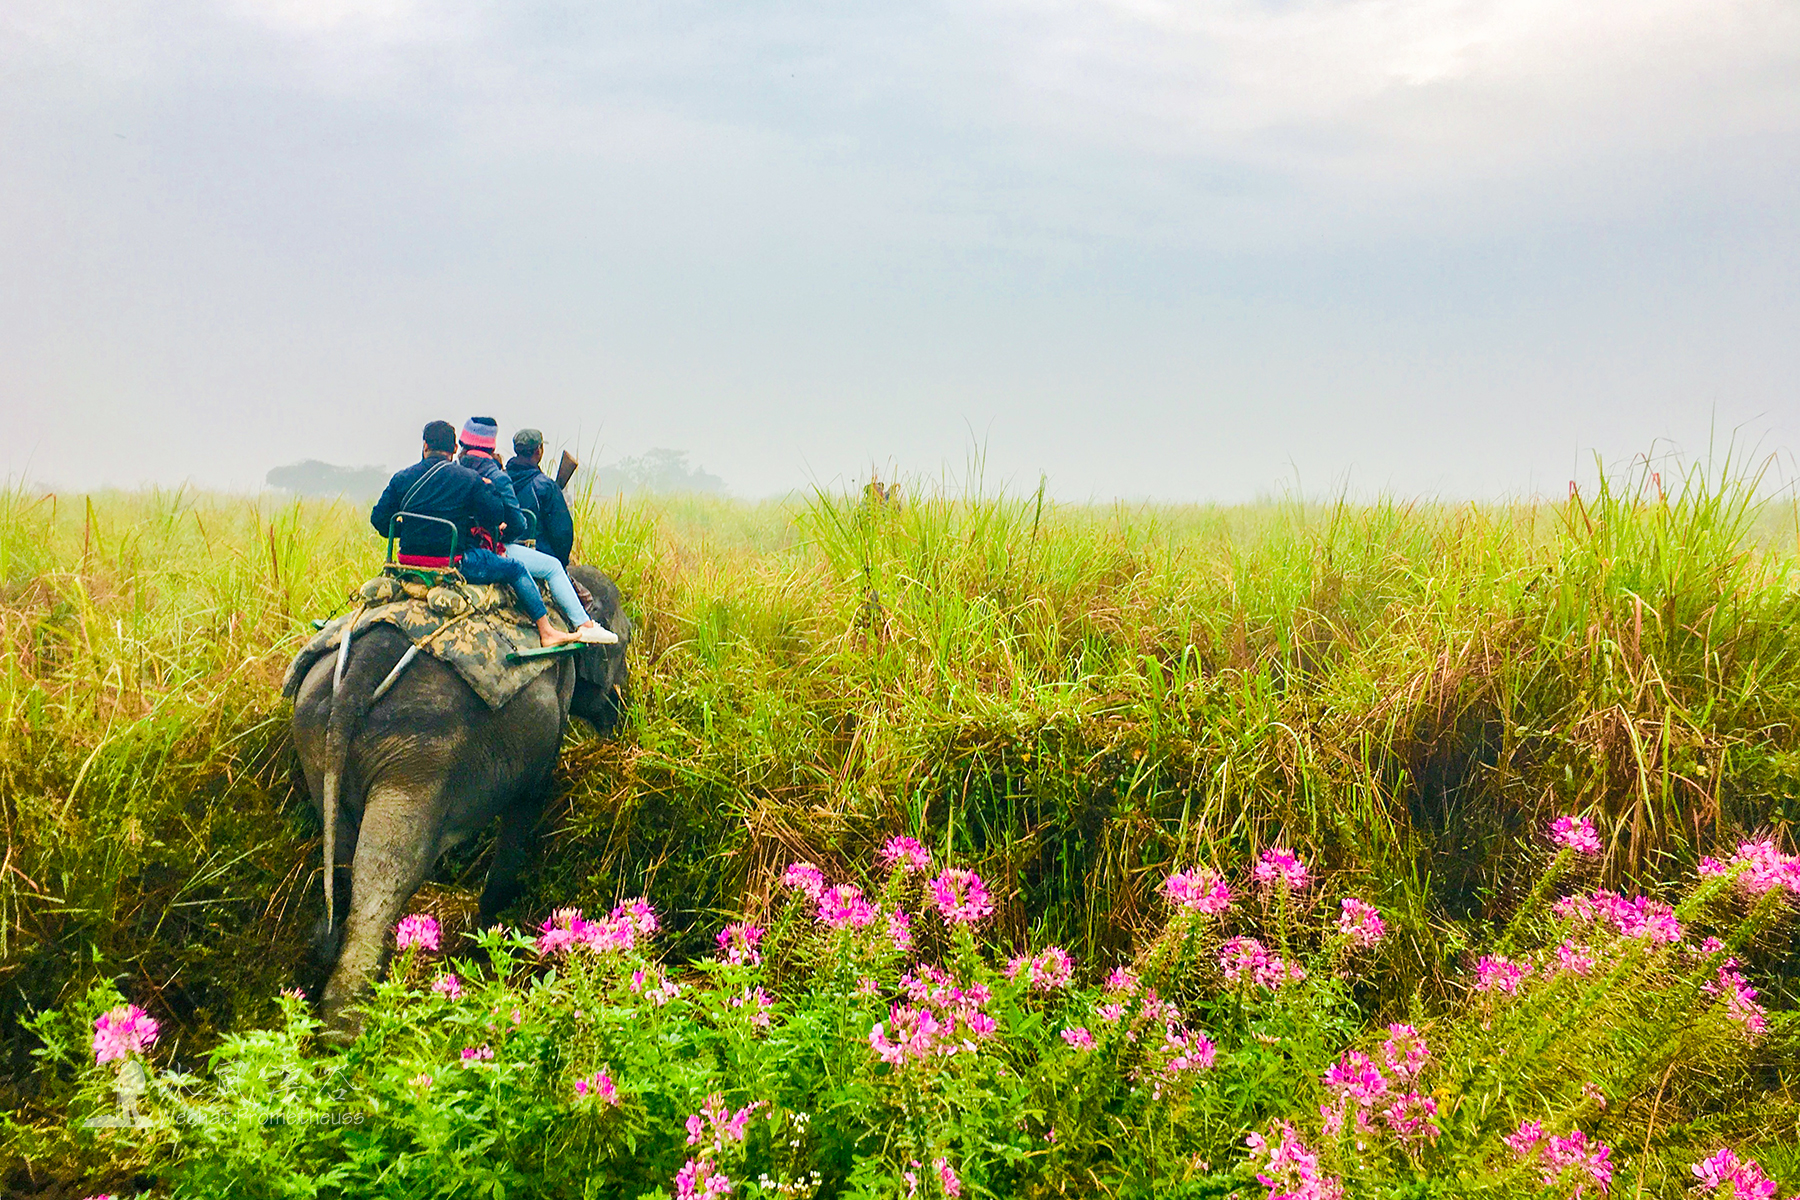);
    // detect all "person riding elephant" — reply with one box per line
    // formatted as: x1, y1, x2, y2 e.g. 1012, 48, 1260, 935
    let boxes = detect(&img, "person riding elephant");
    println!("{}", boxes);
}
505, 427, 574, 566
457, 416, 616, 645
